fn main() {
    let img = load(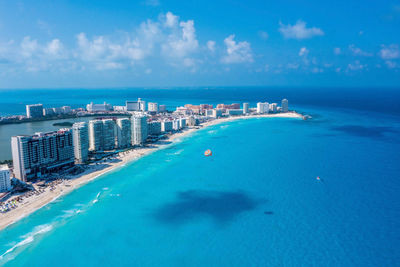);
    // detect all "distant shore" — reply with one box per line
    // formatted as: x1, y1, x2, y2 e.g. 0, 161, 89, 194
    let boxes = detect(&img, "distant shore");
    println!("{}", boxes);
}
0, 112, 303, 231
